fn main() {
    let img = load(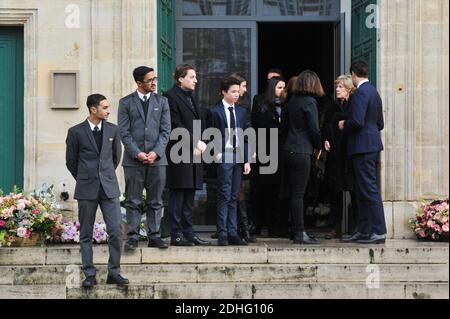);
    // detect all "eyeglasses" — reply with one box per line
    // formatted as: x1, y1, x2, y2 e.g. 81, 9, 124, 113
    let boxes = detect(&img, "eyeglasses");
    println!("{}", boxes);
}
141, 77, 158, 84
